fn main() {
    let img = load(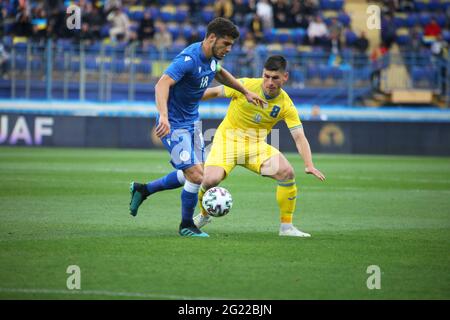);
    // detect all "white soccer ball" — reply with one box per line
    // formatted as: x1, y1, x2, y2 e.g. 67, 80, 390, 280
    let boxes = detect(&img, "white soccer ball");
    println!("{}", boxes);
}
202, 187, 233, 217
